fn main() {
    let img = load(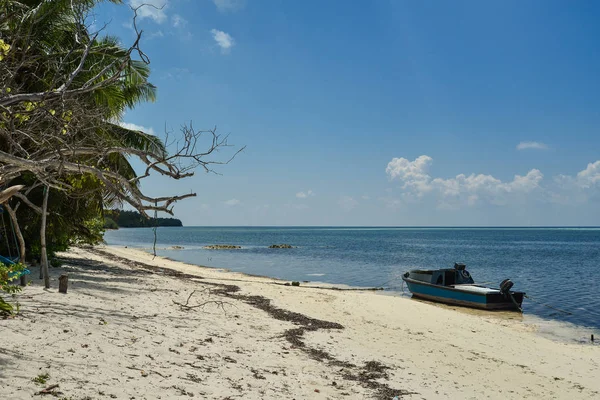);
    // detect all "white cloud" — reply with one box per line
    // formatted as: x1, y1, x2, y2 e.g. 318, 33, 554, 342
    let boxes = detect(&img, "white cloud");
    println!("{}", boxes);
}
171, 14, 186, 28
552, 161, 600, 204
211, 29, 235, 53
118, 122, 156, 136
386, 155, 543, 207
213, 0, 245, 12
296, 189, 315, 199
516, 141, 548, 151
575, 161, 600, 189
338, 196, 358, 212
386, 155, 434, 195
224, 199, 240, 206
129, 0, 168, 24
555, 164, 600, 190
361, 195, 370, 200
